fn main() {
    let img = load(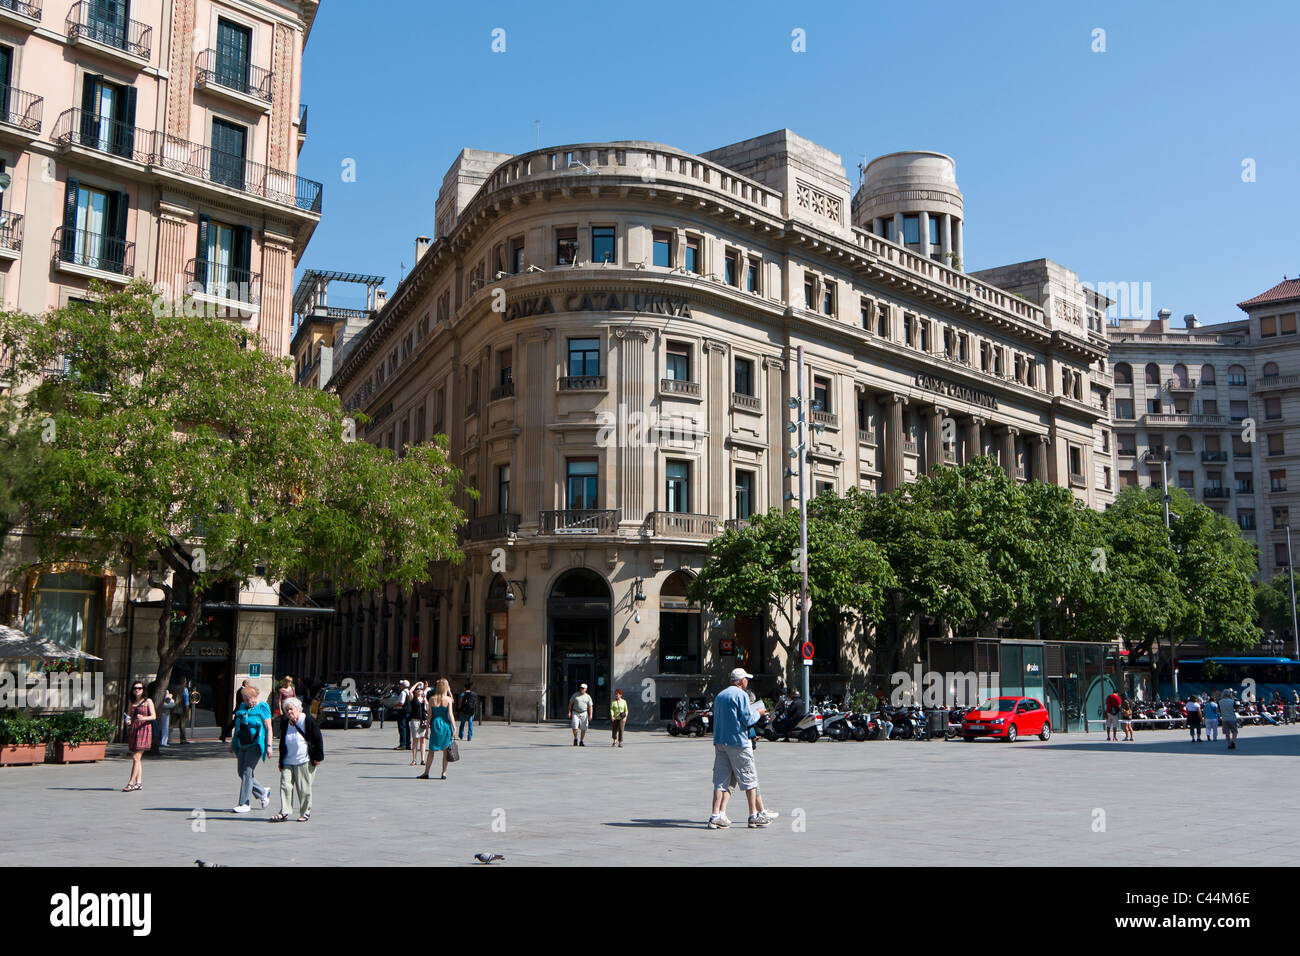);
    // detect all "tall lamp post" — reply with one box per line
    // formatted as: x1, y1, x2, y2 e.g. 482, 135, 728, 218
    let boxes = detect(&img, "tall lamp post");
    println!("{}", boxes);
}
1161, 456, 1177, 698
1287, 526, 1299, 660
789, 347, 811, 704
